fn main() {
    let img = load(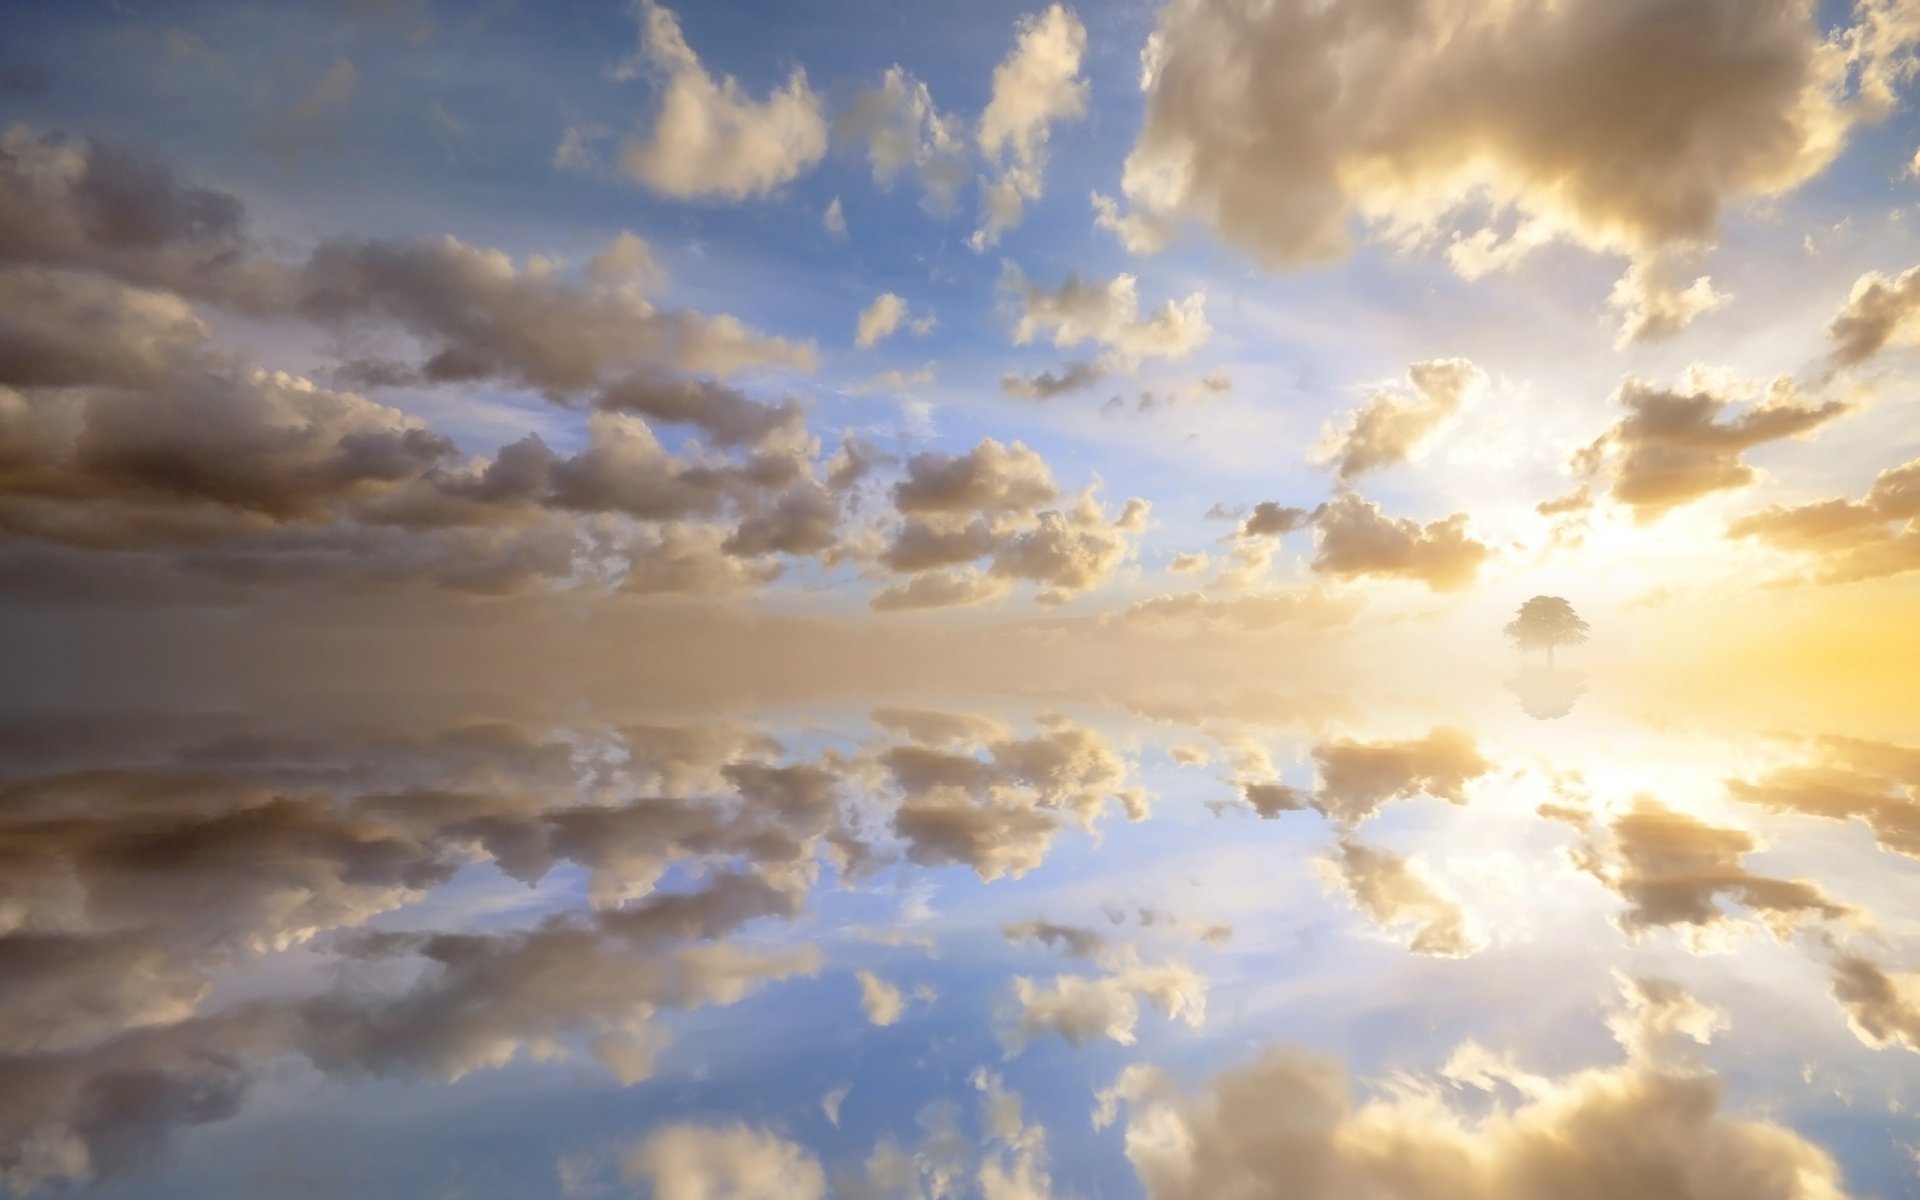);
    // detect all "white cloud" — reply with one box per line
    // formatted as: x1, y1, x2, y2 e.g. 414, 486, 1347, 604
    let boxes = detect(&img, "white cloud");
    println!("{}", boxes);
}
1098, 0, 1920, 342
615, 0, 828, 200
855, 969, 906, 1026
838, 66, 971, 216
856, 292, 910, 349
1003, 266, 1209, 367
623, 1123, 825, 1200
971, 5, 1089, 249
